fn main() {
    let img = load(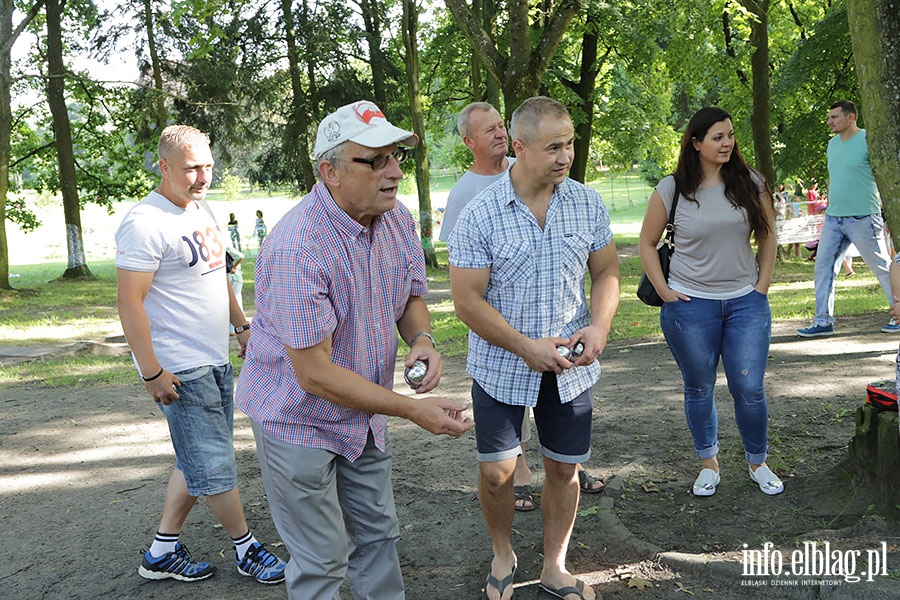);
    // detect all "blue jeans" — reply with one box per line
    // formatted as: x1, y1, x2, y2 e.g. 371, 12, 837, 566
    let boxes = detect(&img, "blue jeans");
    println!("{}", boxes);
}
660, 290, 771, 464
158, 363, 237, 496
813, 214, 893, 326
